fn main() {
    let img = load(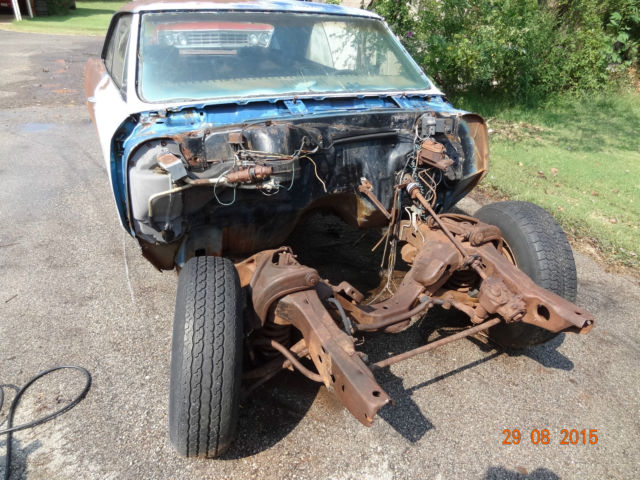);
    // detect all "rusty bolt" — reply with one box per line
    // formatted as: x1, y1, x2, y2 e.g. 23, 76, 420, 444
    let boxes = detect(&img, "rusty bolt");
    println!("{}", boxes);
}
305, 272, 319, 287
